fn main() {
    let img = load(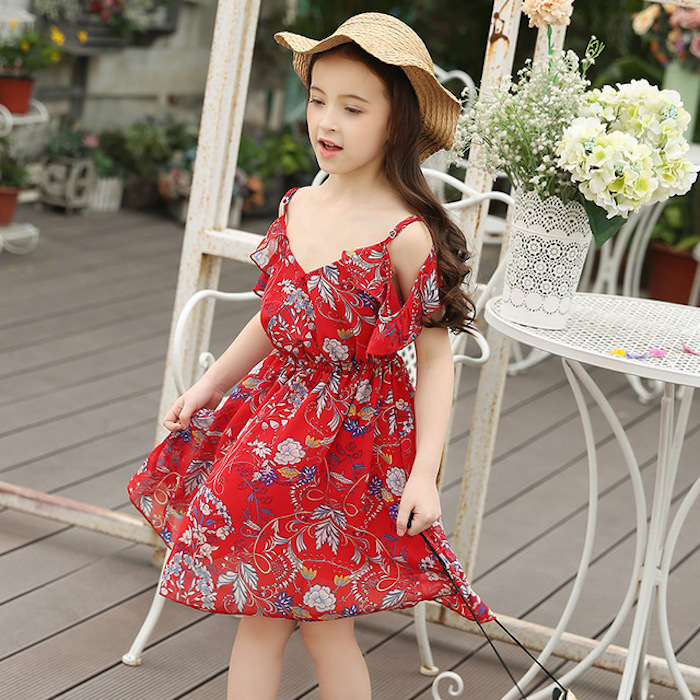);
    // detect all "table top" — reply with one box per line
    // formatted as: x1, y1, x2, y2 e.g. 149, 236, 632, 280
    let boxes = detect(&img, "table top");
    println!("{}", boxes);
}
485, 294, 700, 388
